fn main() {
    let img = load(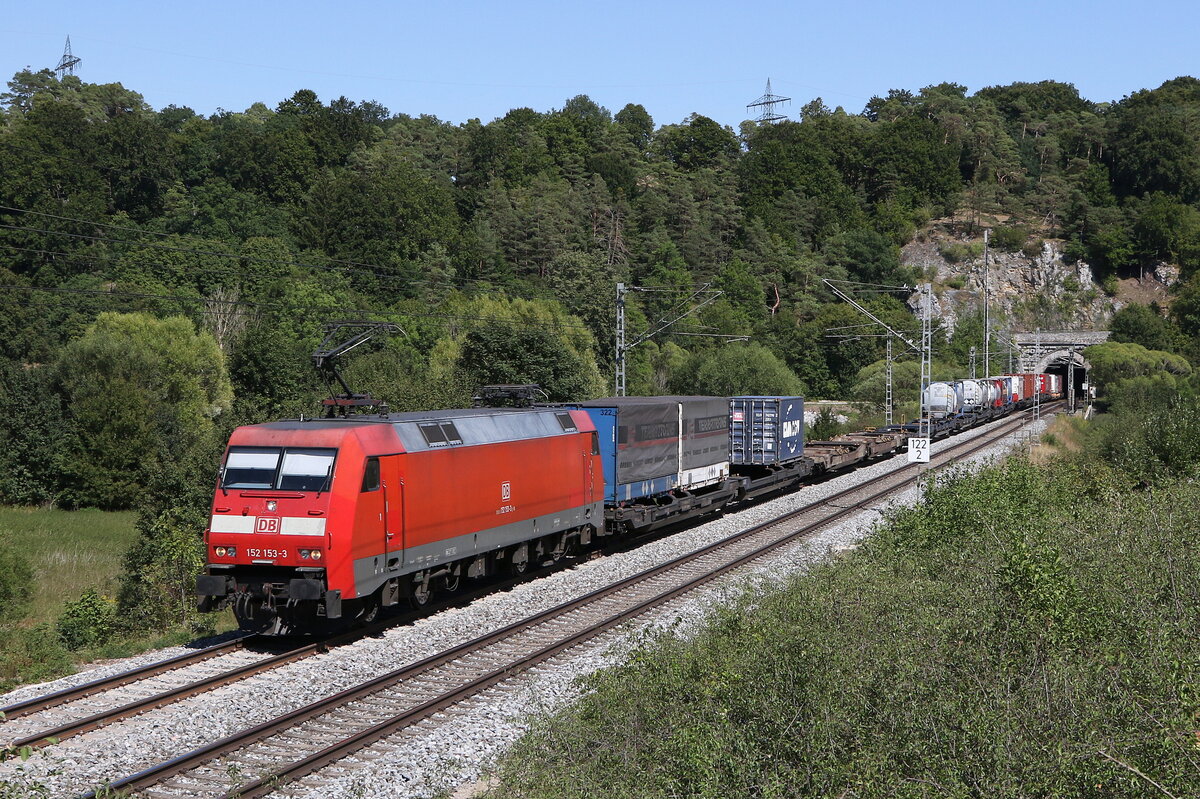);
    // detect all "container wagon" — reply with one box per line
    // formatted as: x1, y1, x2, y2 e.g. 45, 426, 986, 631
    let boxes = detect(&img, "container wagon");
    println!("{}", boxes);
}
728, 396, 814, 500
560, 396, 735, 533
